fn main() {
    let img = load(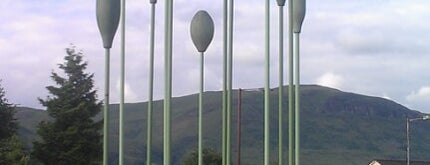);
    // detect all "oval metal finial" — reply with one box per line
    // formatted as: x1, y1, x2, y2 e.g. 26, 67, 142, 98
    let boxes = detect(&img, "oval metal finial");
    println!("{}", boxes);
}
277, 0, 286, 6
190, 10, 215, 53
96, 0, 121, 49
293, 0, 306, 33
150, 0, 157, 4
